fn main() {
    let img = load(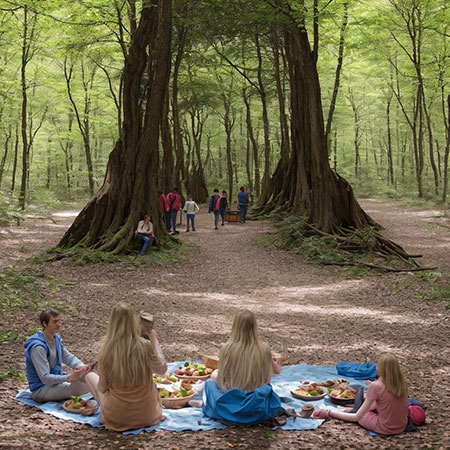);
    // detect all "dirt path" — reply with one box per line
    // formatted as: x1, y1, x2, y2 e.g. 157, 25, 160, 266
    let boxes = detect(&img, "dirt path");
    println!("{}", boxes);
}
0, 199, 449, 449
